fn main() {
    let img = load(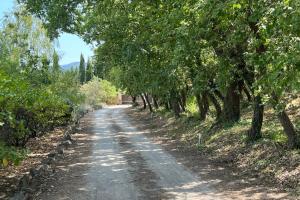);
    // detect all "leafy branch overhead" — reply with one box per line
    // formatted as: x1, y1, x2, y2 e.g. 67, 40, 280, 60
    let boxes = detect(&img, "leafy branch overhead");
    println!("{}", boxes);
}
20, 0, 300, 147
